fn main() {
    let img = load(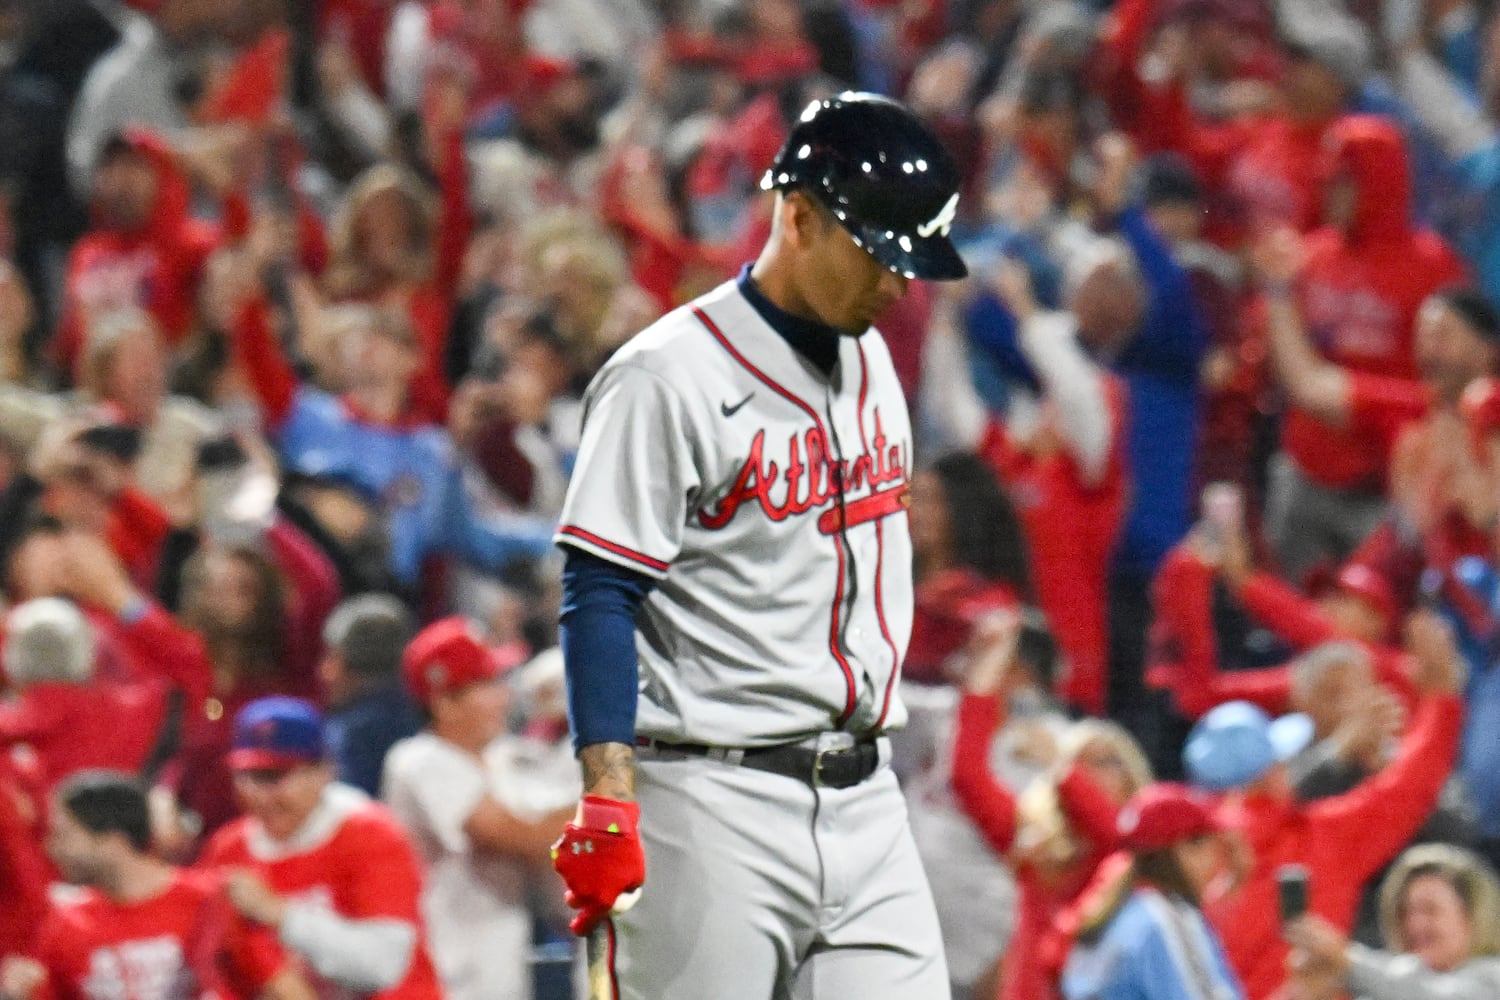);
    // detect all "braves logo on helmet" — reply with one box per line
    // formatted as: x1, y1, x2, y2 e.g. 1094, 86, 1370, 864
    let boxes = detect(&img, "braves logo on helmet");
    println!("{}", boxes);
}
915, 193, 959, 240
